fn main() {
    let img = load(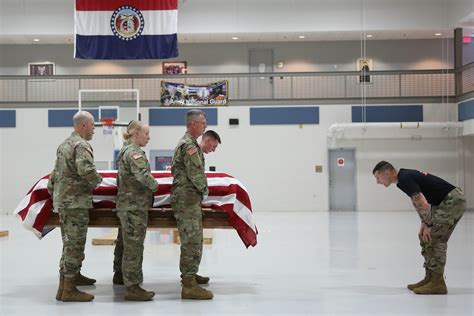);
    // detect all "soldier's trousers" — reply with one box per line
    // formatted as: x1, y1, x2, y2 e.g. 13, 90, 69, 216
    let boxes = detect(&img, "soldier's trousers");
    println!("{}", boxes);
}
58, 208, 89, 278
171, 198, 203, 277
114, 209, 148, 286
420, 188, 466, 273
